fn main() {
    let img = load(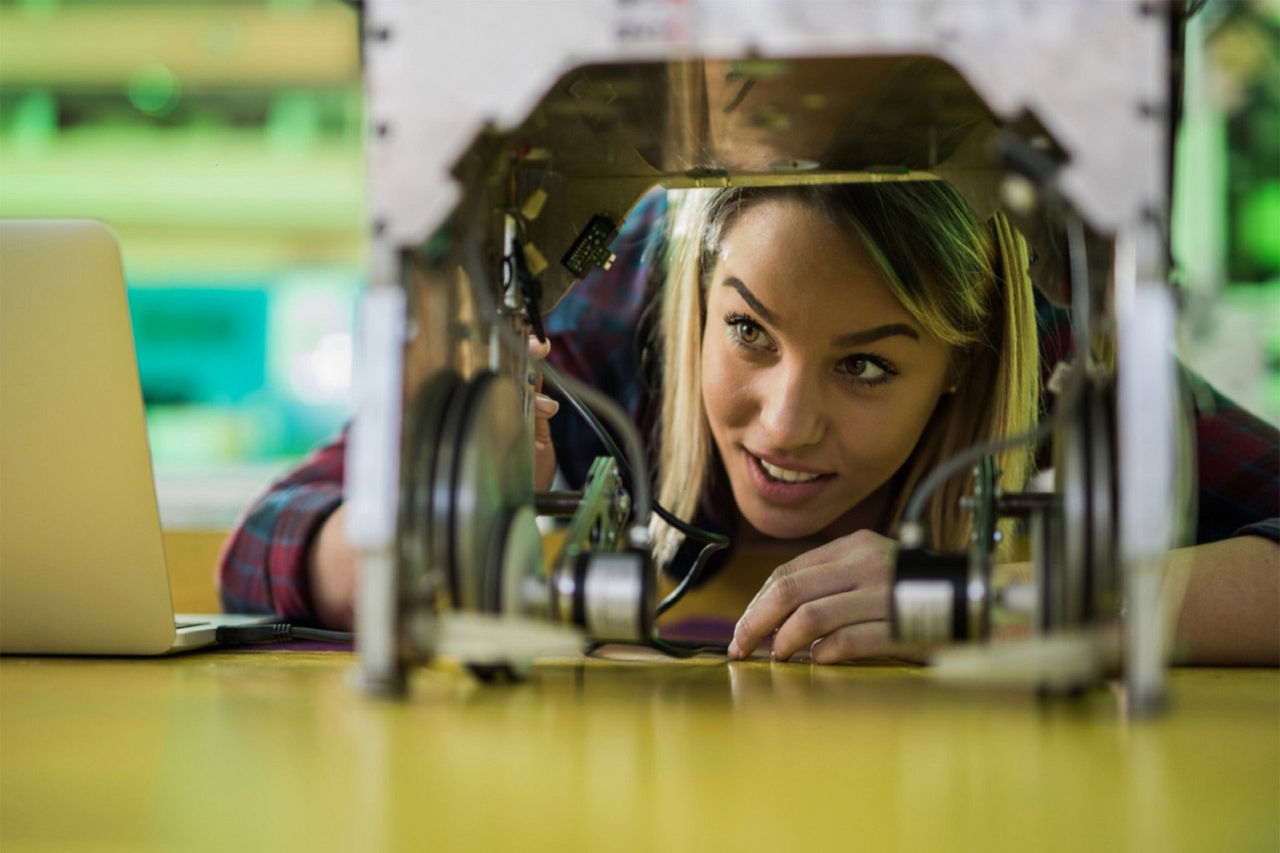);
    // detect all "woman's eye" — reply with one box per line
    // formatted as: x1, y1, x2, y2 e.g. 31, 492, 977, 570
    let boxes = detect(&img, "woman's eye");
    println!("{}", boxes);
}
848, 357, 881, 378
725, 314, 771, 349
839, 355, 894, 384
